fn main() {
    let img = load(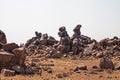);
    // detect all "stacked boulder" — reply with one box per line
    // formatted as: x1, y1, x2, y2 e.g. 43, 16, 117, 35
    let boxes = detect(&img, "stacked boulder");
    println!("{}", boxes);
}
25, 31, 58, 56
54, 26, 71, 54
24, 25, 95, 58
70, 25, 95, 57
71, 24, 83, 55
24, 25, 120, 59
